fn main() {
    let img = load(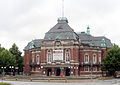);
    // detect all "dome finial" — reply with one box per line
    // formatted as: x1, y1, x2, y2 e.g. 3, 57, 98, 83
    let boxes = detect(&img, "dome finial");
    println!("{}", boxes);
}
87, 25, 90, 35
